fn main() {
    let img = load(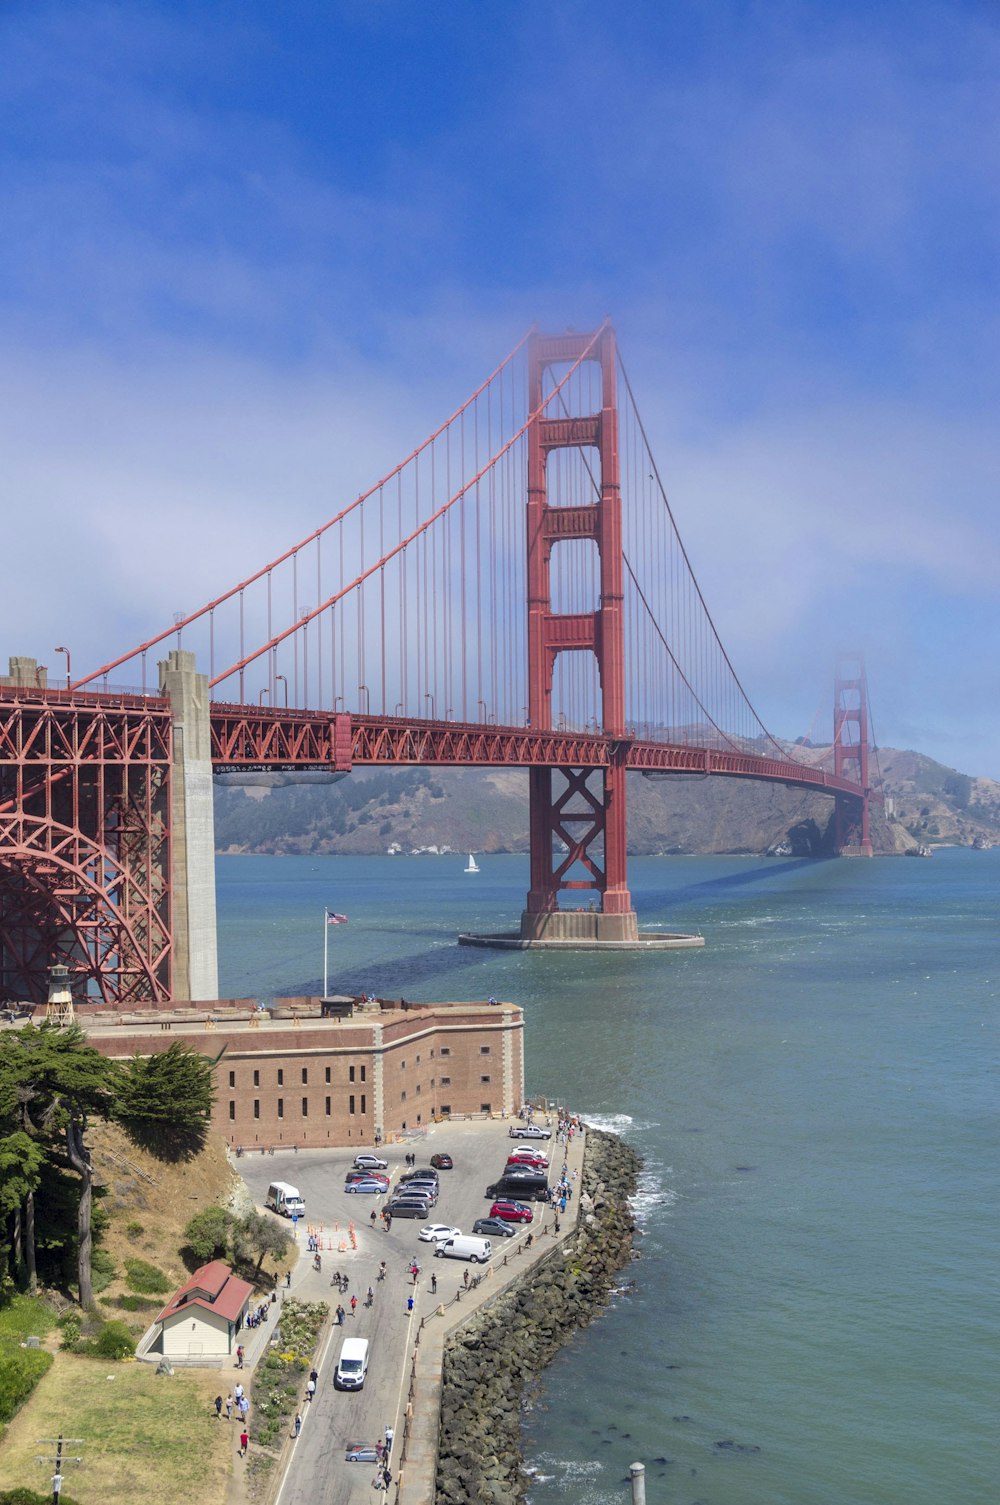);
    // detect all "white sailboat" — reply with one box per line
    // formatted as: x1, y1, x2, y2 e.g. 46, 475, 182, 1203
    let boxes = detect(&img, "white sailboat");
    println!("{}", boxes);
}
465, 852, 480, 874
